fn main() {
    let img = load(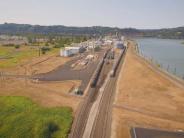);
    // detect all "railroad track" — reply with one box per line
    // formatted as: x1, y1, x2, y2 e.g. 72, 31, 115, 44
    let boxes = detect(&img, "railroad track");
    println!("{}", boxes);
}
69, 88, 96, 138
90, 76, 116, 138
90, 47, 127, 138
69, 50, 112, 138
69, 47, 127, 138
